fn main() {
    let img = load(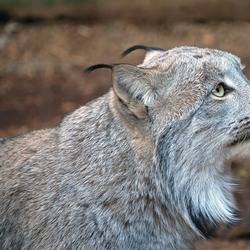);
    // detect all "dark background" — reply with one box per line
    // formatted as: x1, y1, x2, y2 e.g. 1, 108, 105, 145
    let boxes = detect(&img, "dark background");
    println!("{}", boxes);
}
0, 1, 250, 249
